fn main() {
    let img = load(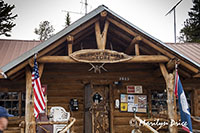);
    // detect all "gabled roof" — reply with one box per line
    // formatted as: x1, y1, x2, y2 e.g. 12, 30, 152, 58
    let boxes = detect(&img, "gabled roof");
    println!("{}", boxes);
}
0, 5, 199, 77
